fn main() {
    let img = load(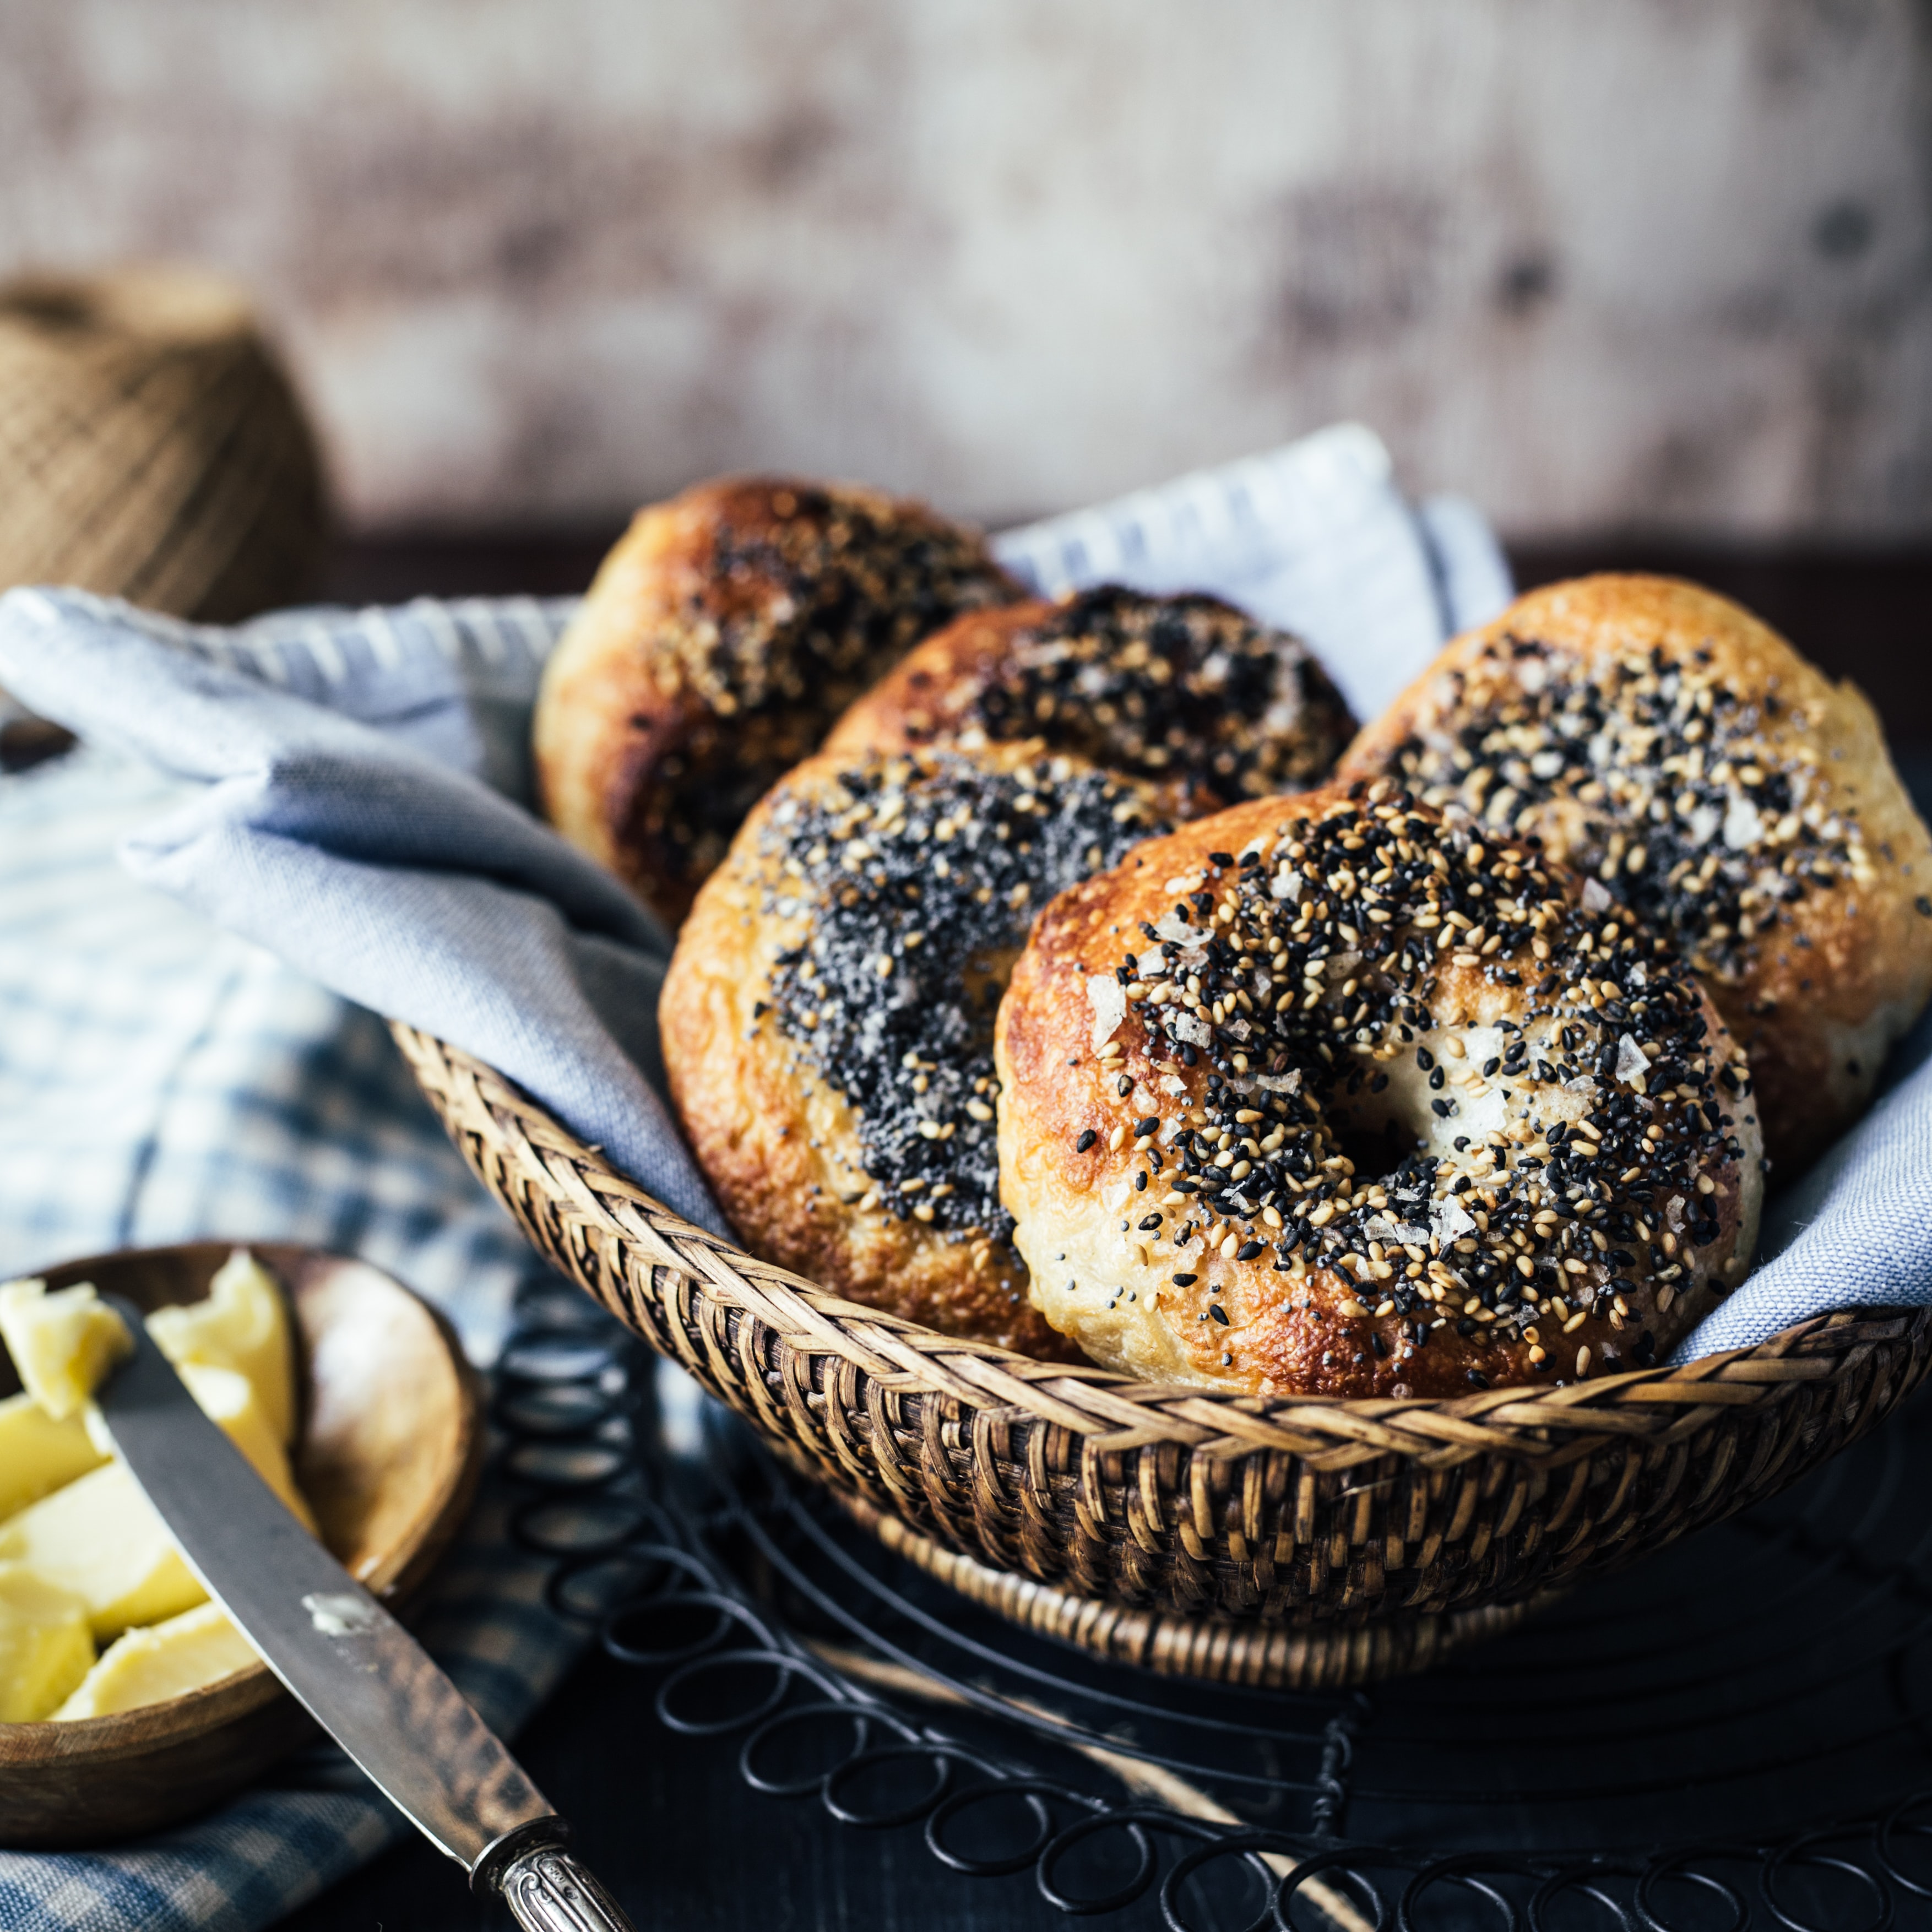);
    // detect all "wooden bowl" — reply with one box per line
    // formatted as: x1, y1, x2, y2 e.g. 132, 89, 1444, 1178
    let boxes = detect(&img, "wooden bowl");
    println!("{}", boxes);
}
397, 1024, 1932, 1687
0, 1242, 484, 1848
